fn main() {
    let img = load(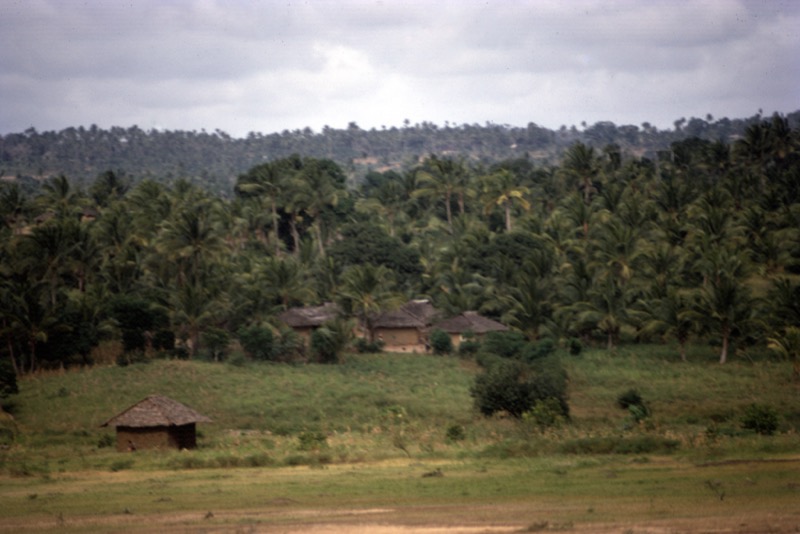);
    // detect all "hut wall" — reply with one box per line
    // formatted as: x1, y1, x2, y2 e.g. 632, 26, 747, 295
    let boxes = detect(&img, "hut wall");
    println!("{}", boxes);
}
115, 424, 198, 451
374, 327, 420, 348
